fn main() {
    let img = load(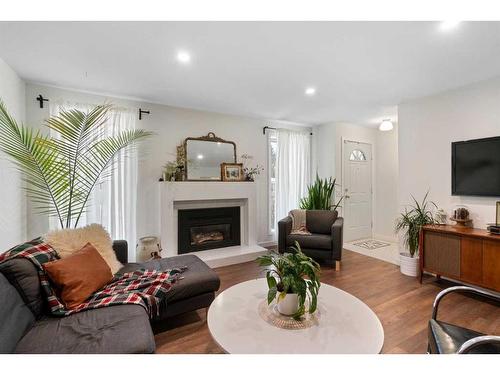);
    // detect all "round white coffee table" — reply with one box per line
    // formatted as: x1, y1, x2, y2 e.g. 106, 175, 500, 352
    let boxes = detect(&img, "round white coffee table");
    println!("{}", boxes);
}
207, 278, 384, 354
